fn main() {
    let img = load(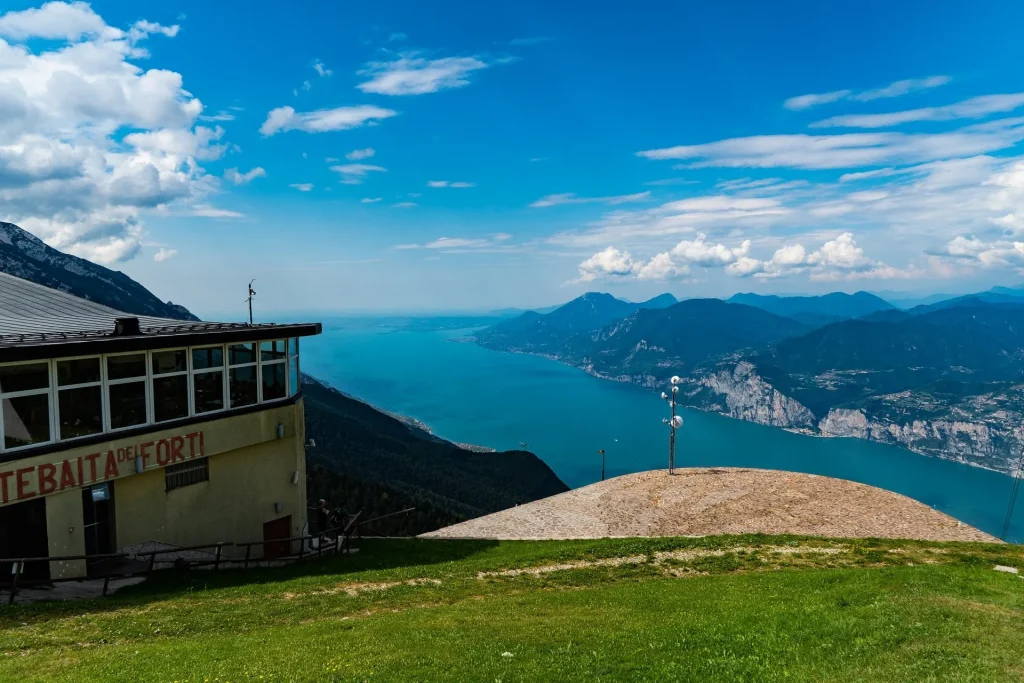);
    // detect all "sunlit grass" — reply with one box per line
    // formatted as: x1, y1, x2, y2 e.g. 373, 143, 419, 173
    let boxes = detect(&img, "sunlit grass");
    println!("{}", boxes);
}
2, 536, 1022, 681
